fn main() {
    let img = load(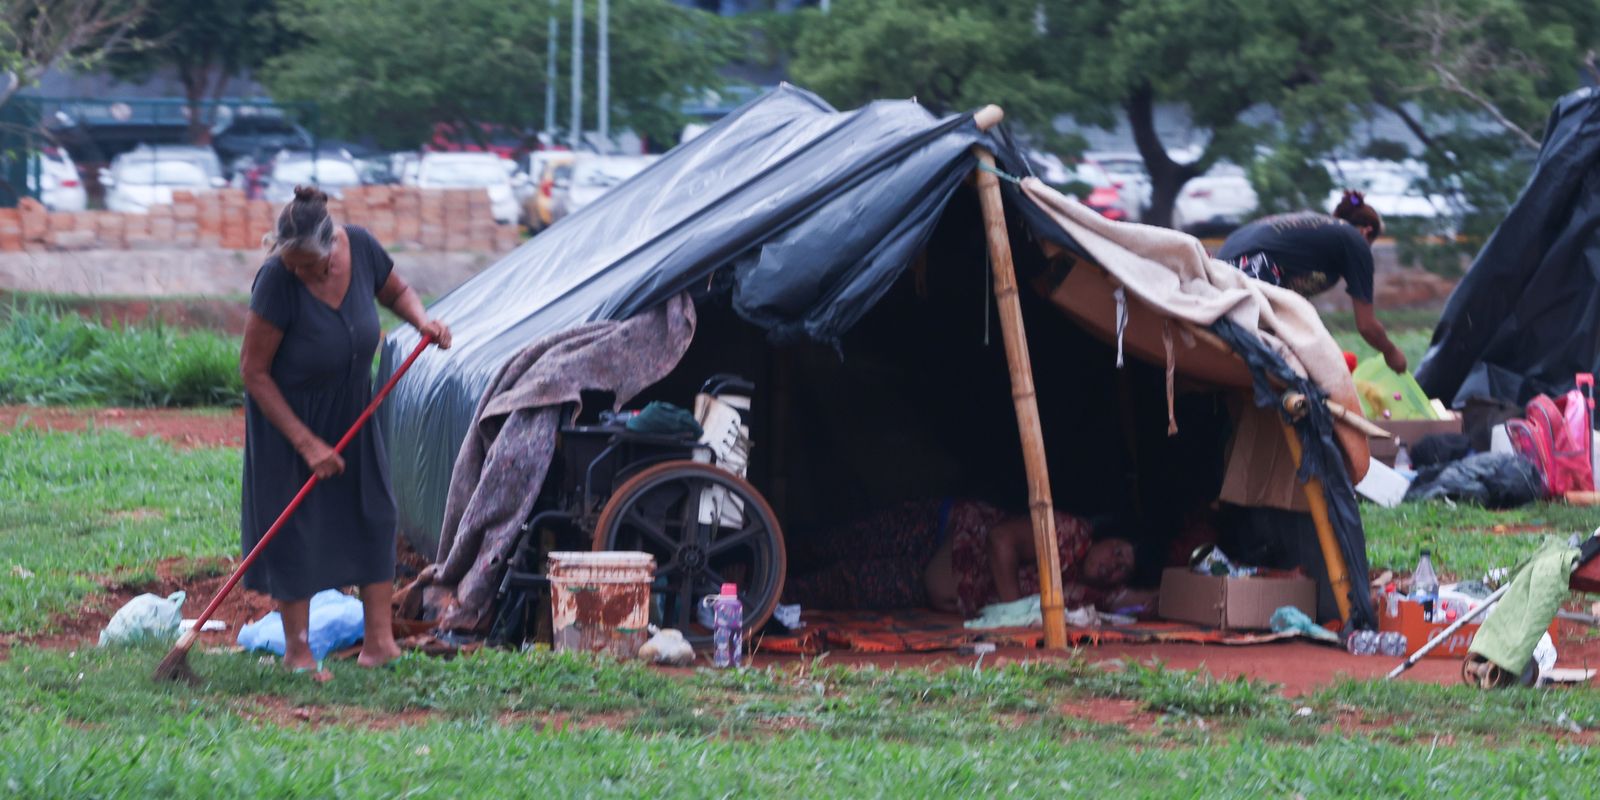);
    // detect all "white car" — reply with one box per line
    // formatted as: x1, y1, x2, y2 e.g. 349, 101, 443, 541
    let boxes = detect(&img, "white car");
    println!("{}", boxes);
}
27, 148, 88, 211
101, 158, 217, 213
1323, 159, 1462, 221
548, 155, 659, 223
1172, 163, 1259, 235
262, 154, 363, 204
415, 152, 520, 225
